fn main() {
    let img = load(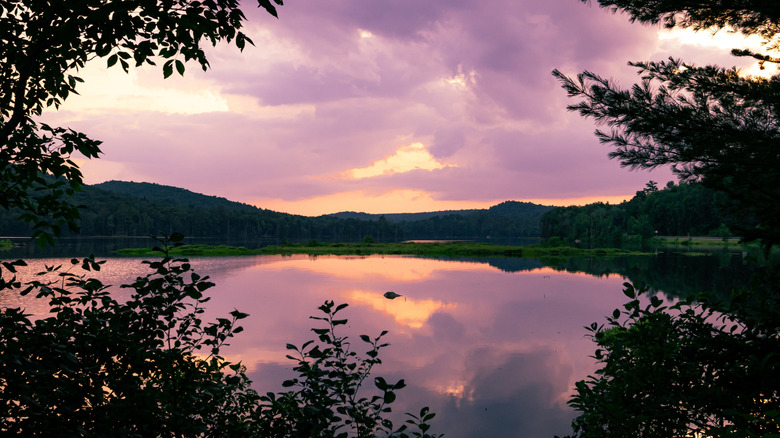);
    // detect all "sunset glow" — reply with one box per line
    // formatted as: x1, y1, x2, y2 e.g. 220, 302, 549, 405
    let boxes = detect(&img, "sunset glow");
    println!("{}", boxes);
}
41, 1, 768, 215
343, 142, 455, 180
347, 289, 456, 329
